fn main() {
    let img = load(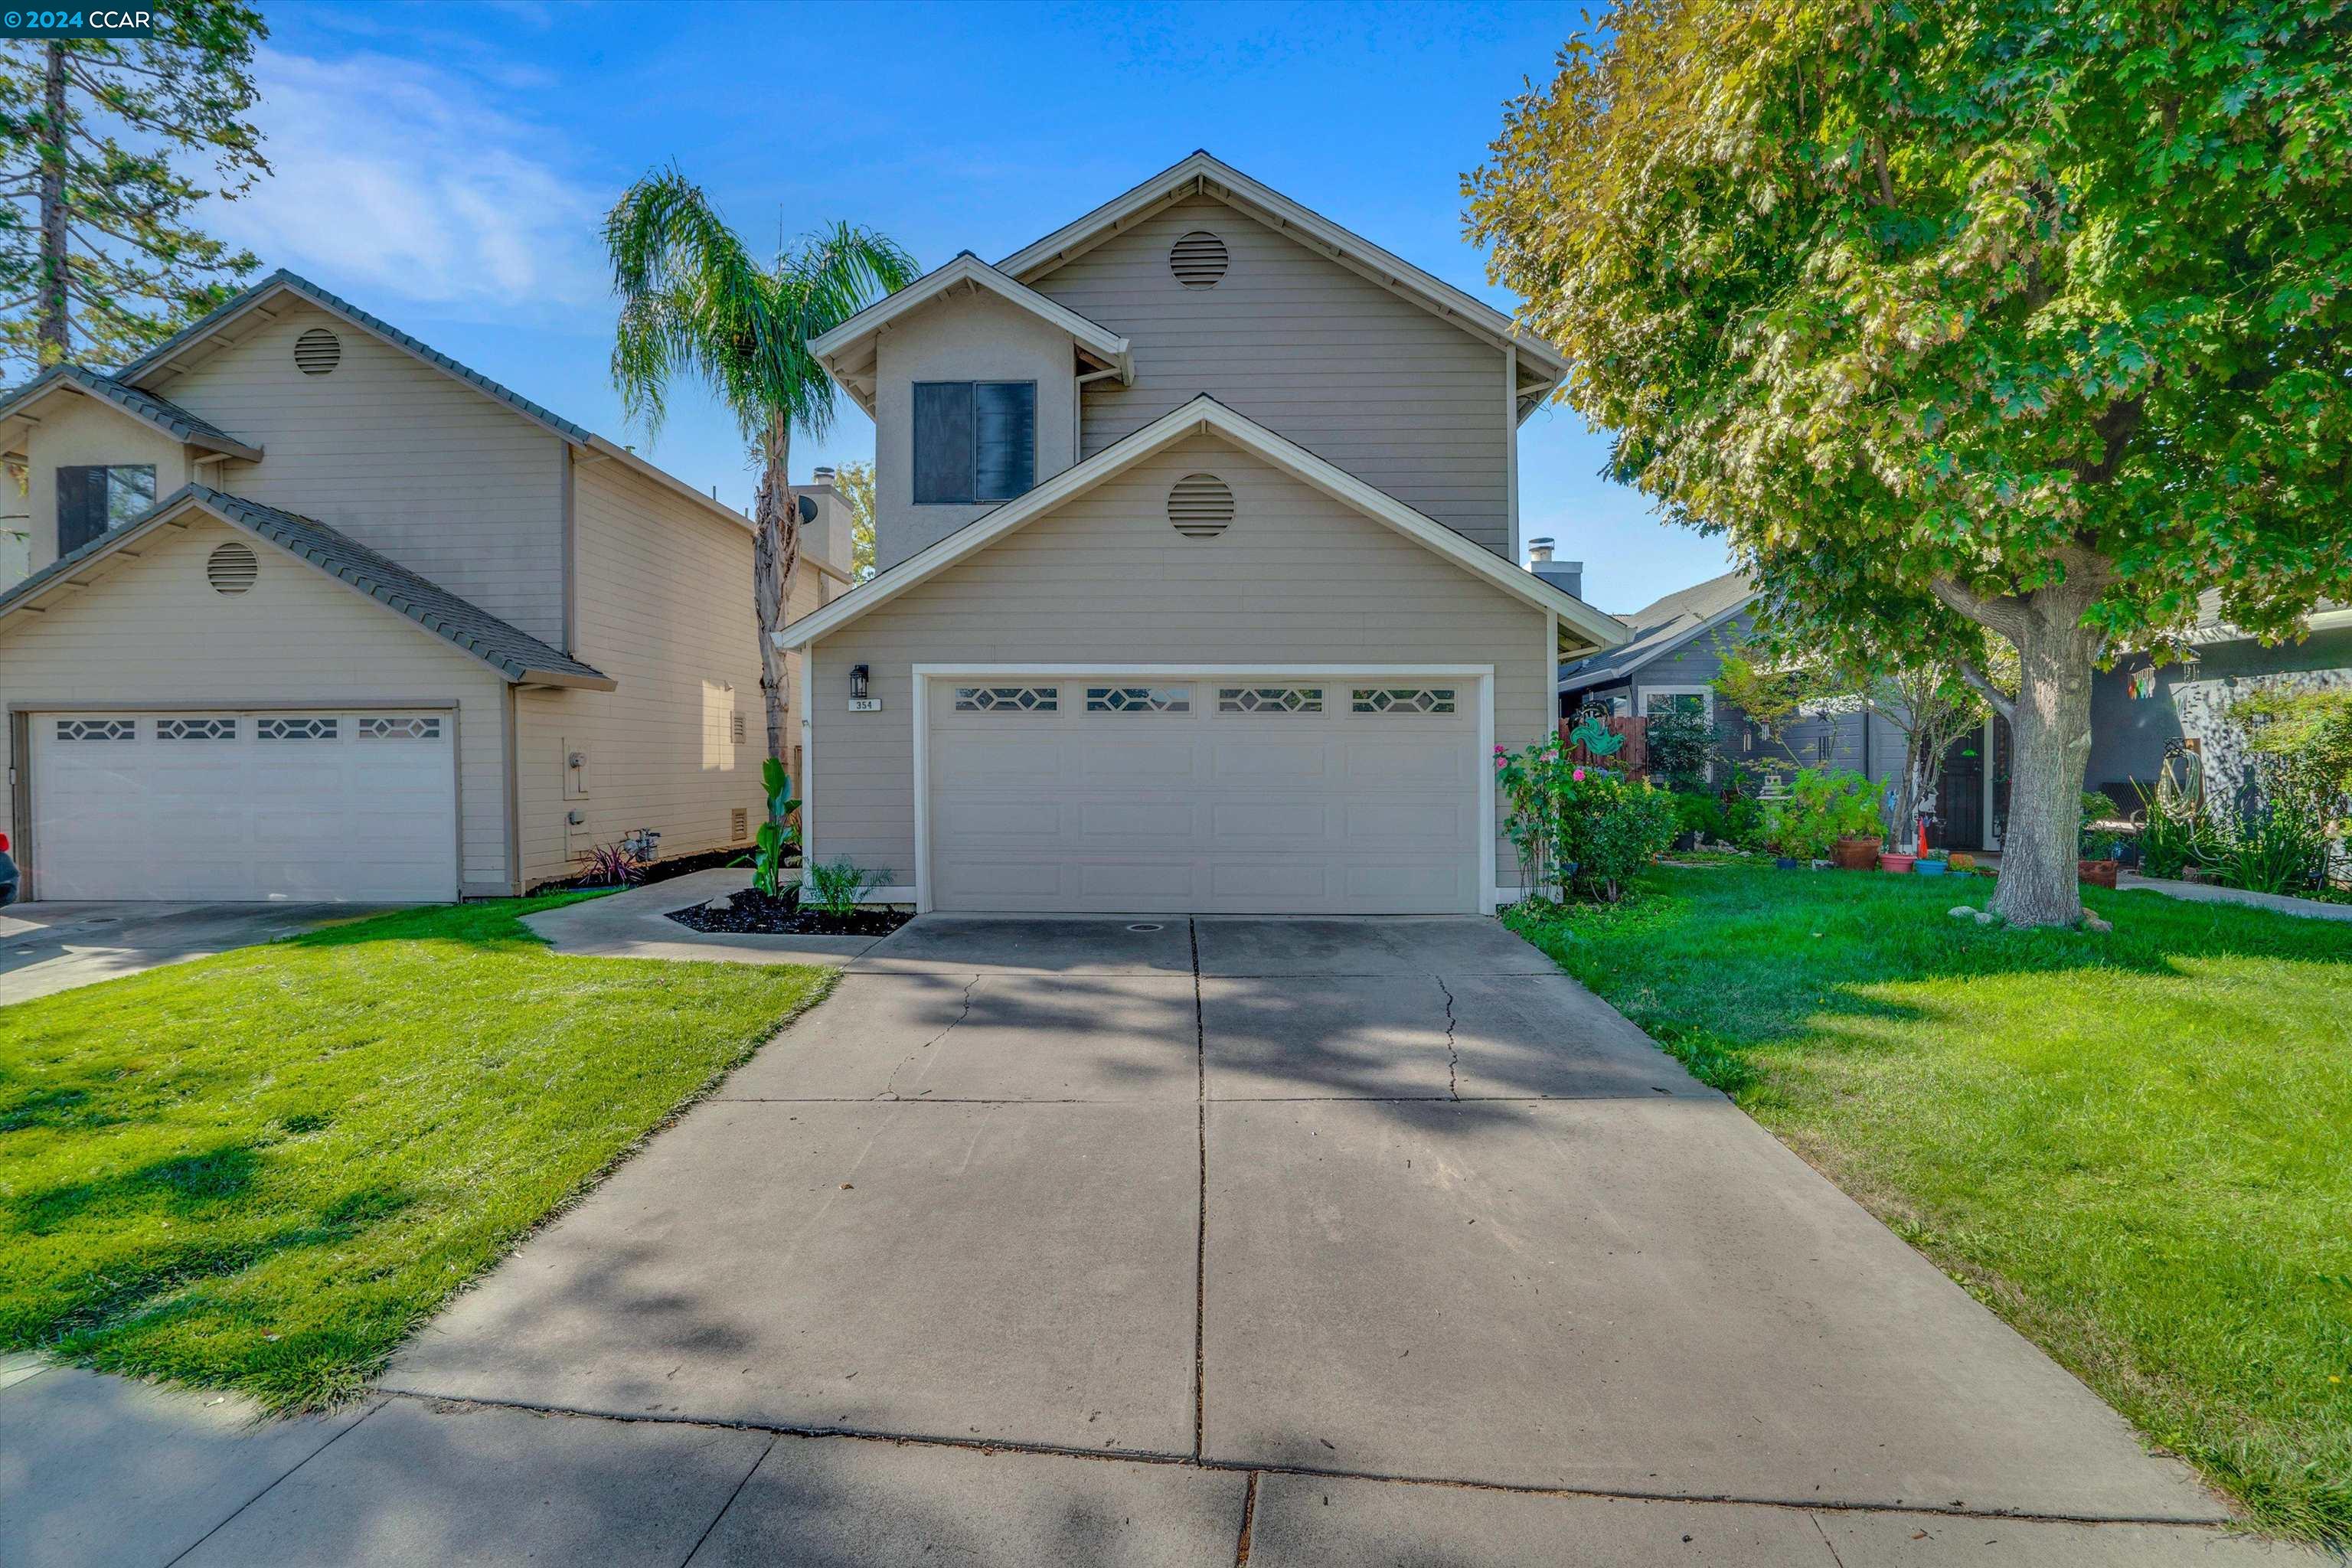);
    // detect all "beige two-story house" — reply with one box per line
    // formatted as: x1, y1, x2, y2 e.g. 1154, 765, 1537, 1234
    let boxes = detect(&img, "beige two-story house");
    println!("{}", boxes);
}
0, 270, 854, 902
782, 152, 1625, 914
